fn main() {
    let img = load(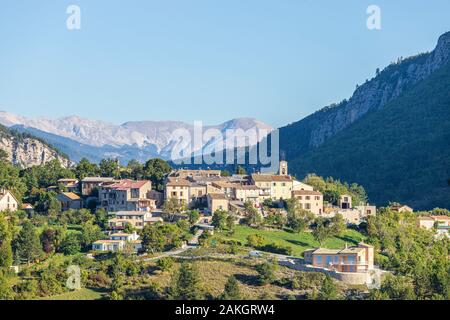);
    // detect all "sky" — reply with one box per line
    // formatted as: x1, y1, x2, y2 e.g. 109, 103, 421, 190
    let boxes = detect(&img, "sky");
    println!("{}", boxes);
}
0, 1, 449, 128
